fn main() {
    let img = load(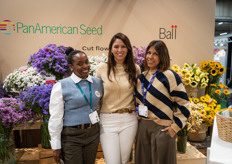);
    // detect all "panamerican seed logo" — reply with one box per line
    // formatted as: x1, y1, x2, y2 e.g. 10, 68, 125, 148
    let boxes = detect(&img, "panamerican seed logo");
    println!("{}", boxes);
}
0, 20, 15, 35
